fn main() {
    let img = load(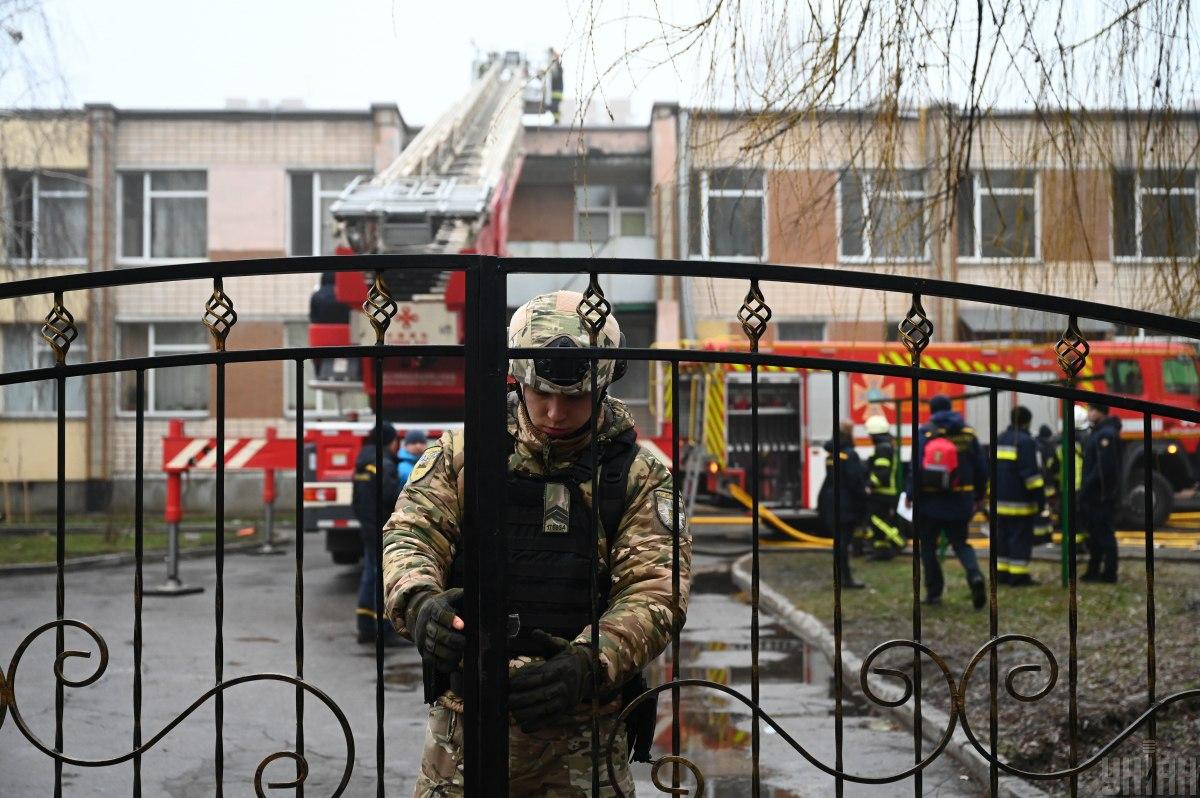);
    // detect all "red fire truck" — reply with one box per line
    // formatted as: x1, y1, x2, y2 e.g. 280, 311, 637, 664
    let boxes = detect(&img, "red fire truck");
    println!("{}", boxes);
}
661, 340, 1200, 526
302, 51, 541, 563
